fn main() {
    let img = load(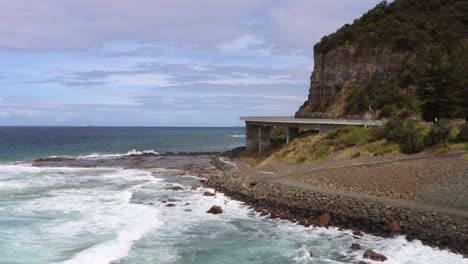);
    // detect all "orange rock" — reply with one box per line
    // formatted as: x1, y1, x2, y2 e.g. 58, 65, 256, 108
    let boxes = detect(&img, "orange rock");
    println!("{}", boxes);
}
363, 250, 387, 262
312, 212, 331, 227
386, 222, 401, 232
165, 186, 184, 191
